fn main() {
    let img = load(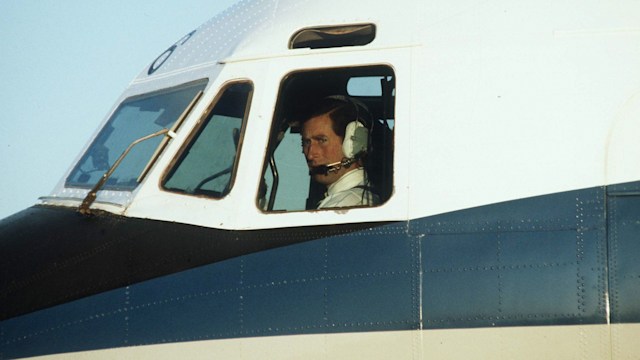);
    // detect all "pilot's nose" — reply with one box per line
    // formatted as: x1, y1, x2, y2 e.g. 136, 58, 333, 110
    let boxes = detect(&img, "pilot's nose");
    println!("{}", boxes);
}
305, 142, 318, 161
